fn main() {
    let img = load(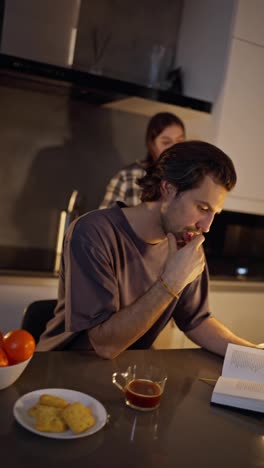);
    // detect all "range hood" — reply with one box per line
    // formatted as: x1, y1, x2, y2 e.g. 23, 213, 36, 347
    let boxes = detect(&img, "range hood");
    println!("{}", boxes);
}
0, 53, 212, 116
0, 1, 217, 120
